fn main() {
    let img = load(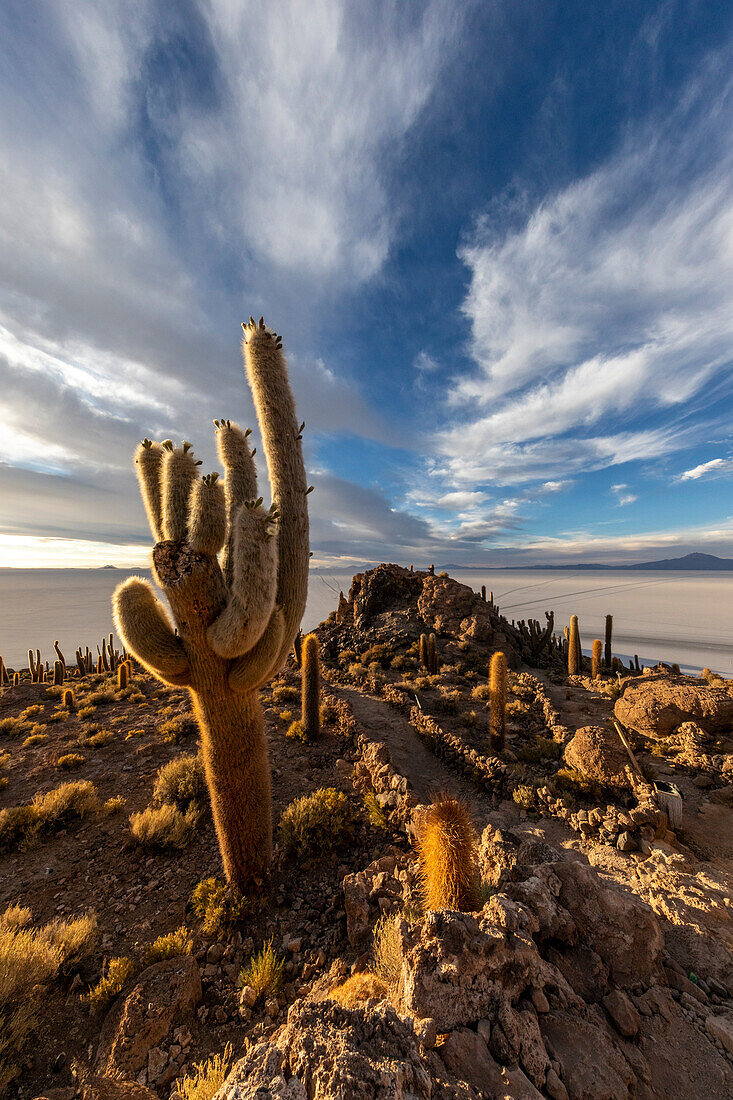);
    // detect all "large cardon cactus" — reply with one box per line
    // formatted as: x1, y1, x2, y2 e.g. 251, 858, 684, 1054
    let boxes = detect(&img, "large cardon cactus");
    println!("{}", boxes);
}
113, 319, 309, 888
